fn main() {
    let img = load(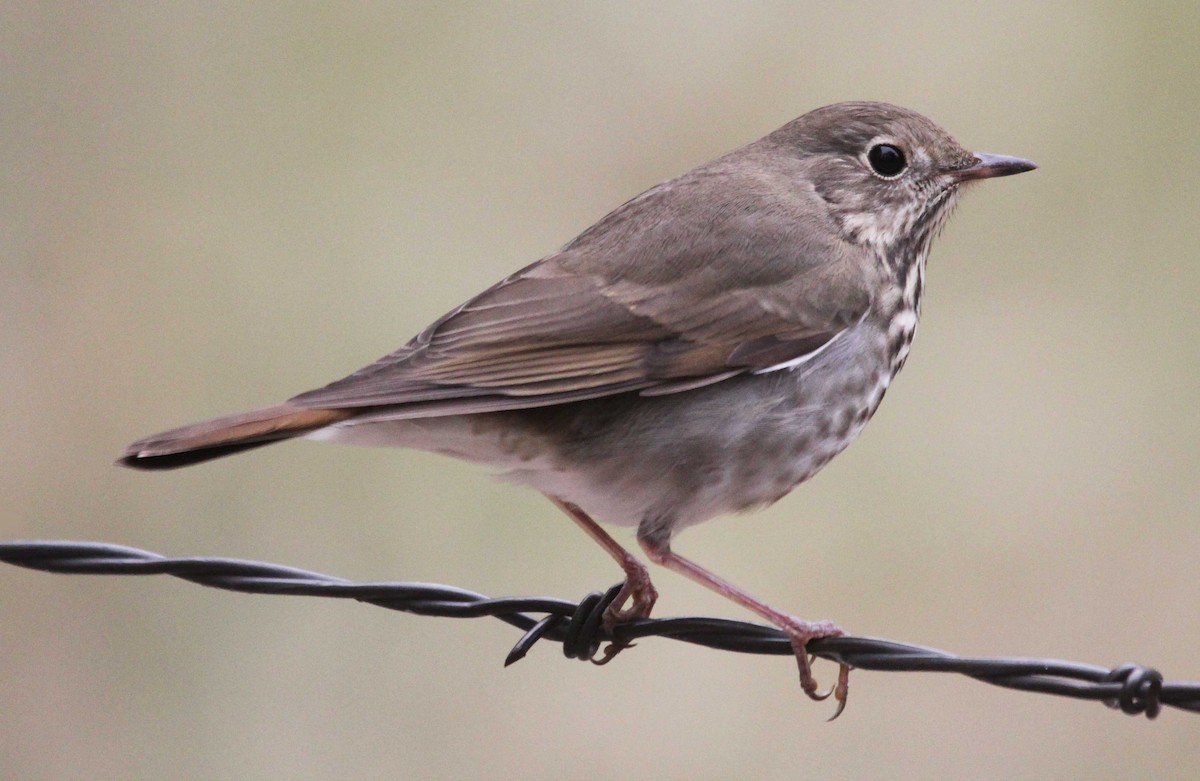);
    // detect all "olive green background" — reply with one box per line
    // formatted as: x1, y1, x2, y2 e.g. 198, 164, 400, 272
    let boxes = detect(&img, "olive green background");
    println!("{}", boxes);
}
3, 3, 1197, 779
